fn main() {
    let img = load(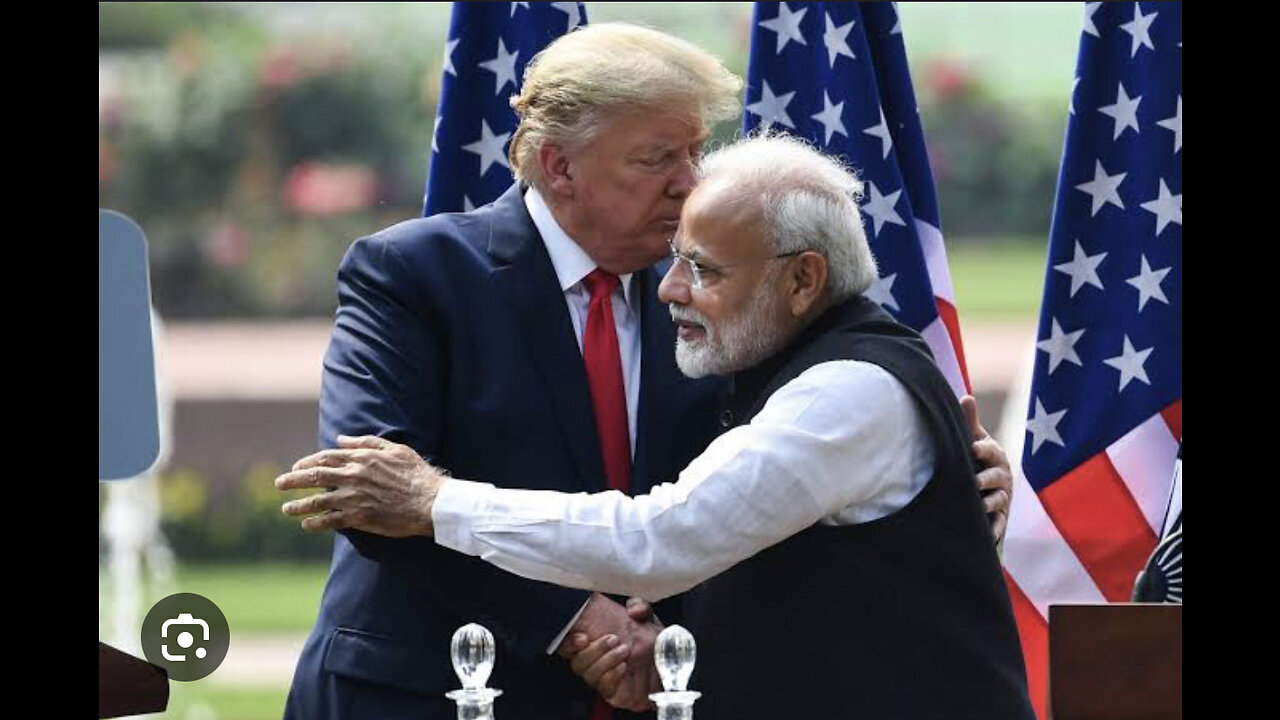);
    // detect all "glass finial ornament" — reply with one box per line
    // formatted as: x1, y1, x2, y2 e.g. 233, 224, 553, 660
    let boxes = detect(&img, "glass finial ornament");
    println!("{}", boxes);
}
650, 625, 702, 720
445, 623, 503, 720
